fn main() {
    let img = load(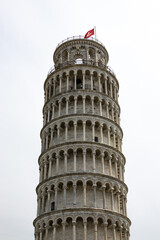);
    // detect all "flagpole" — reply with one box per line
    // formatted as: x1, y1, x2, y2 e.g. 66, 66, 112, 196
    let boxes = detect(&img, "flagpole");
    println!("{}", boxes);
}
94, 26, 97, 39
